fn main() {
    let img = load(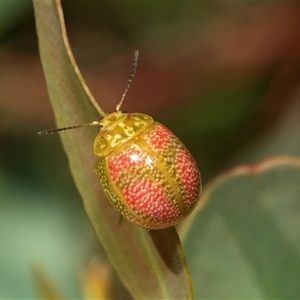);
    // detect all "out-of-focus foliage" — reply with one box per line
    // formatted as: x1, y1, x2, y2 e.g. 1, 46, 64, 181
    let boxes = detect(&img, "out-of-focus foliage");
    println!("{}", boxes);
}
0, 1, 32, 41
181, 157, 300, 298
0, 1, 300, 299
